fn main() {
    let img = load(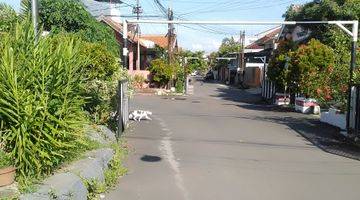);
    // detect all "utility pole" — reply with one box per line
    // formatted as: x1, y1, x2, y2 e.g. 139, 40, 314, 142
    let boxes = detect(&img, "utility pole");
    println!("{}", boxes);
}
31, 0, 39, 39
167, 0, 175, 88
238, 31, 245, 86
133, 0, 142, 71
